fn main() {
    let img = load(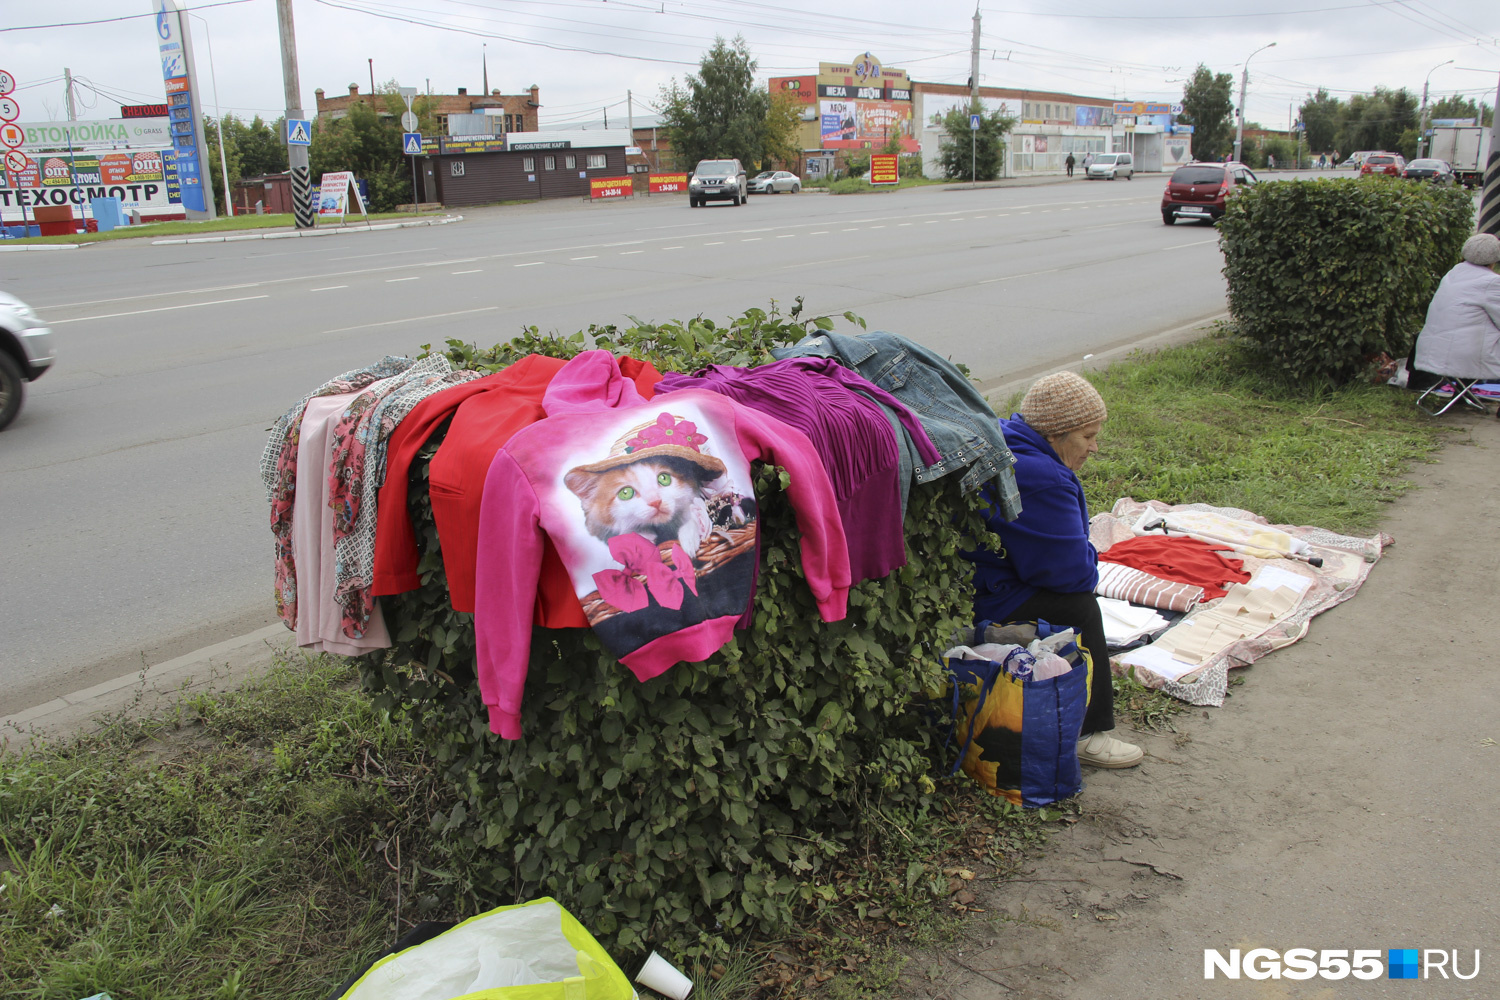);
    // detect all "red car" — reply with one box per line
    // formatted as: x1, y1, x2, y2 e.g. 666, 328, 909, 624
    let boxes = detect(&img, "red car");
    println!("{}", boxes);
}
1360, 153, 1405, 177
1161, 162, 1259, 224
